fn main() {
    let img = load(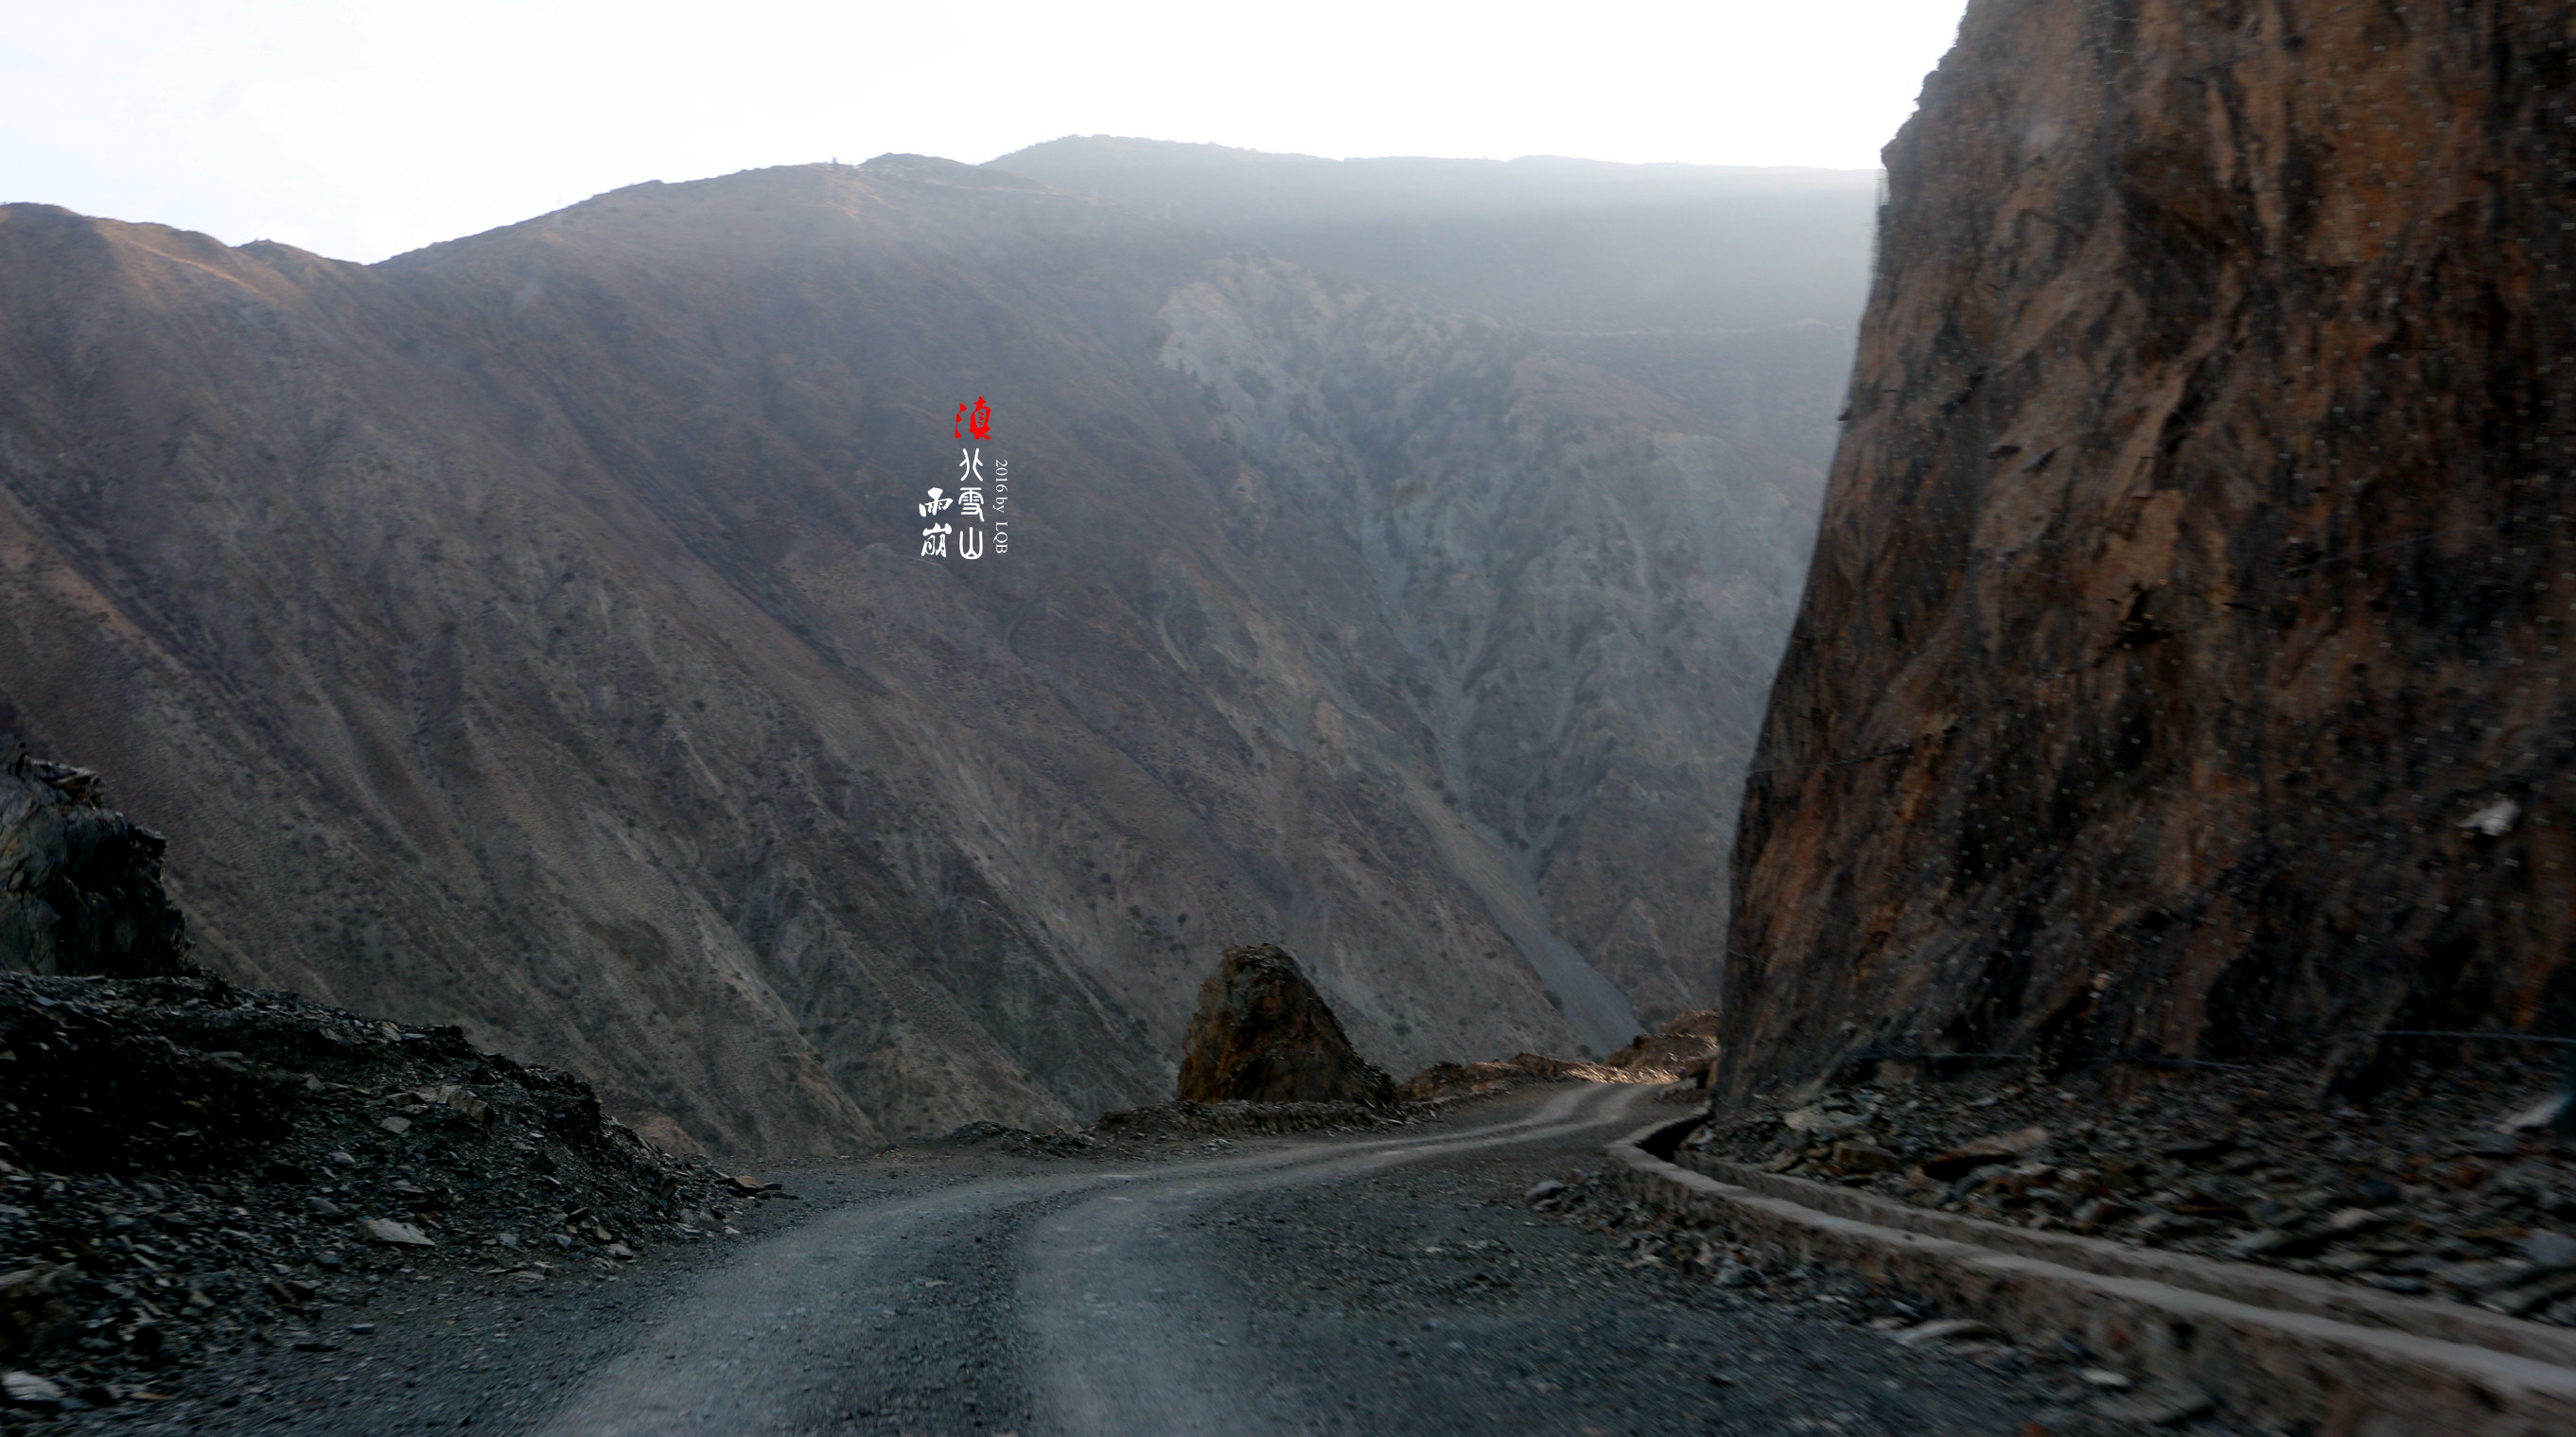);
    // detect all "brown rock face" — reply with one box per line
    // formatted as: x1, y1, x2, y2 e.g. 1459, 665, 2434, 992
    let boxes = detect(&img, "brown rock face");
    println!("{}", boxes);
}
1176, 944, 1396, 1105
0, 753, 191, 977
1725, 1, 2576, 1095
